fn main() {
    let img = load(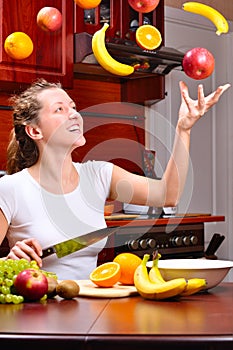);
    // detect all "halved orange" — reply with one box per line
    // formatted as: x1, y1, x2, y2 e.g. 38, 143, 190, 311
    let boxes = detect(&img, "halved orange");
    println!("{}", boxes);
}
74, 0, 101, 9
90, 262, 121, 287
4, 32, 33, 60
136, 24, 162, 51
